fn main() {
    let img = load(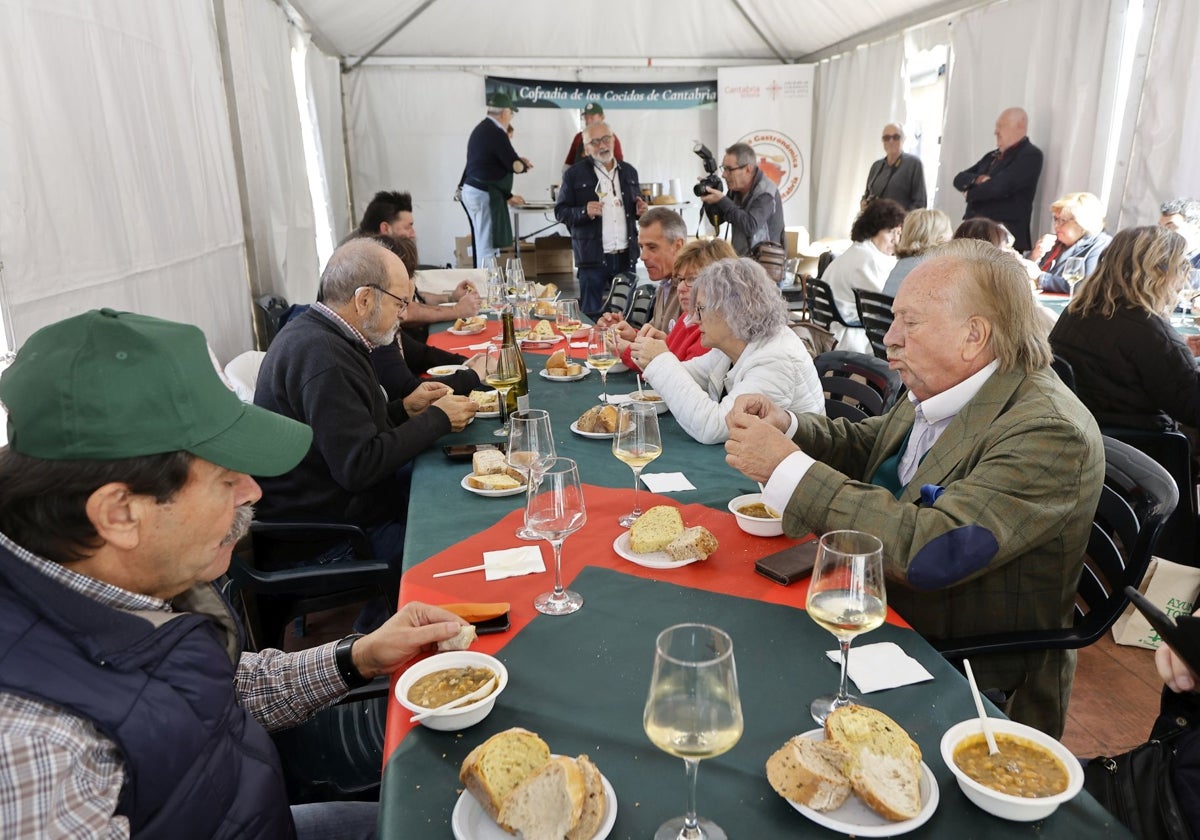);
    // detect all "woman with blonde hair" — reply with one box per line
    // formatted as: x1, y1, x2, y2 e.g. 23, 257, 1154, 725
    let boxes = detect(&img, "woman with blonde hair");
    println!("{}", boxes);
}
1049, 226, 1200, 430
1026, 192, 1111, 292
881, 208, 953, 297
